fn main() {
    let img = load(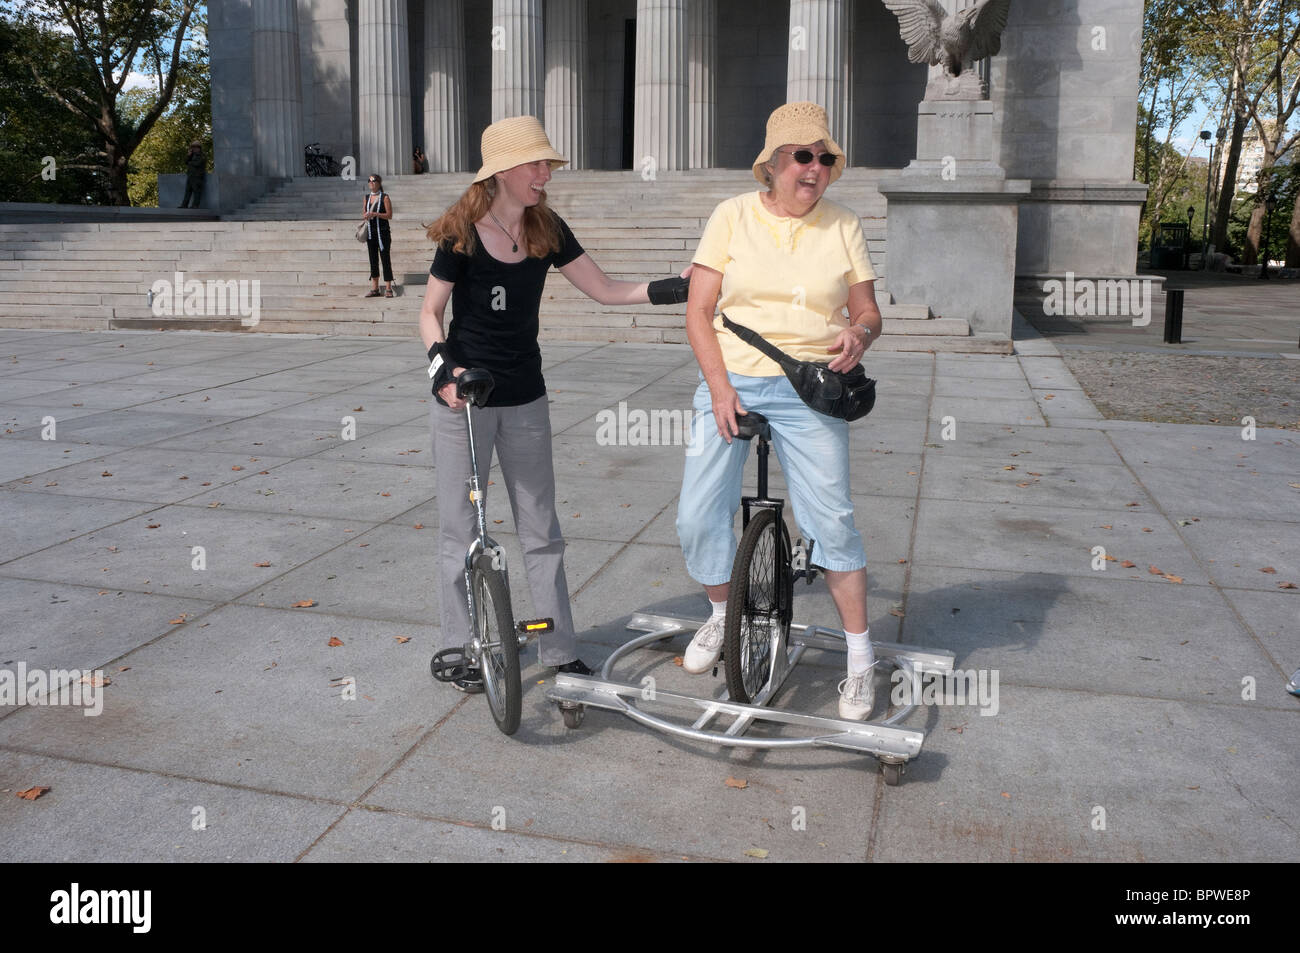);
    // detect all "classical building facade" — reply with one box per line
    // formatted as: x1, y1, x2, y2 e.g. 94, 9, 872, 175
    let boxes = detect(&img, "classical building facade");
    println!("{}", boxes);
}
210, 0, 1149, 318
